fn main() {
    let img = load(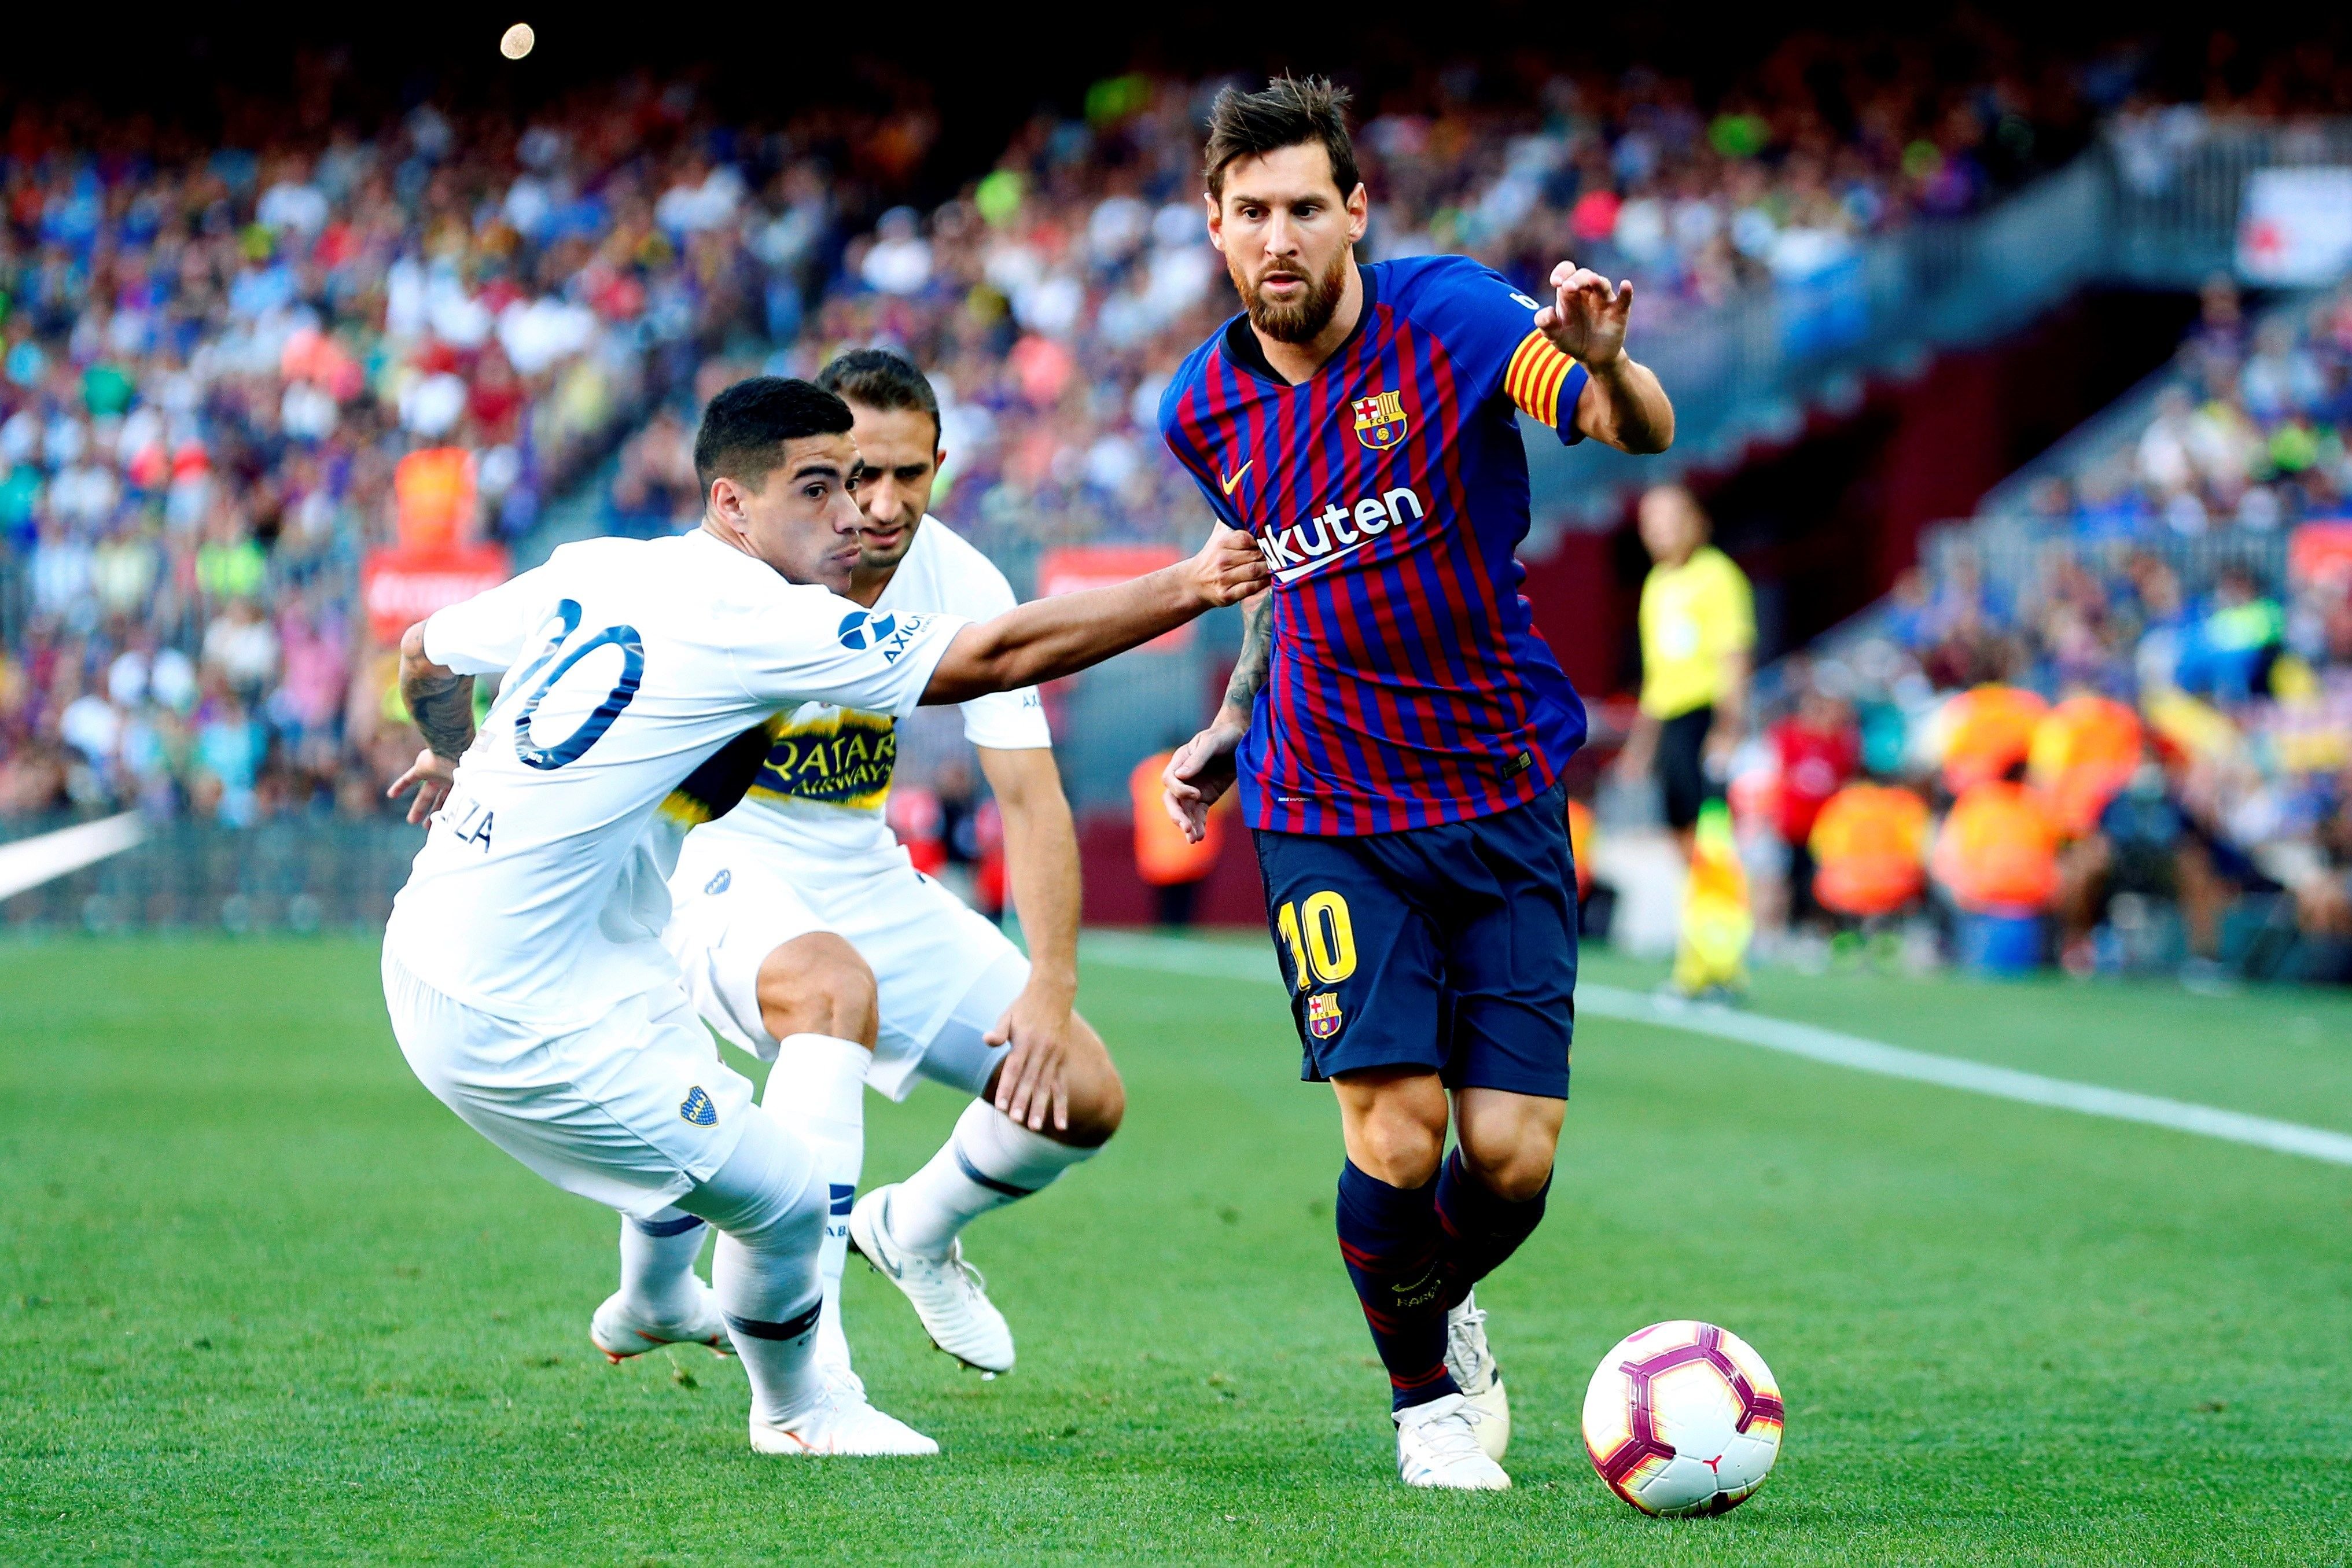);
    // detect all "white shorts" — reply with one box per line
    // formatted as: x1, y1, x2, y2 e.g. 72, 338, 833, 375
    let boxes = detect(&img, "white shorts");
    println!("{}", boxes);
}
664, 837, 1028, 1101
382, 947, 756, 1219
